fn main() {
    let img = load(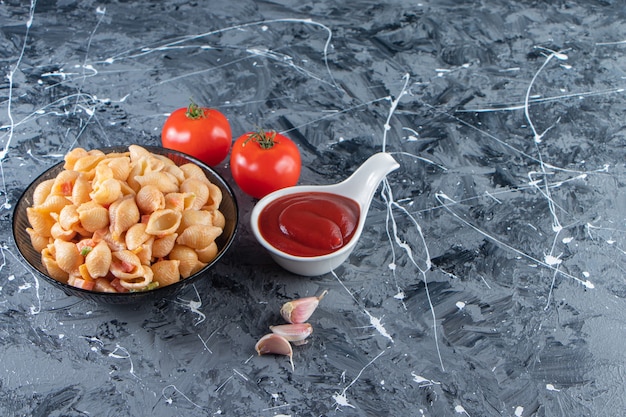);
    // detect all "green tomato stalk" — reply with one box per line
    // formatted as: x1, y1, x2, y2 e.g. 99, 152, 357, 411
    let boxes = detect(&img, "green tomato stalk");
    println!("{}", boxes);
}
244, 129, 280, 150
